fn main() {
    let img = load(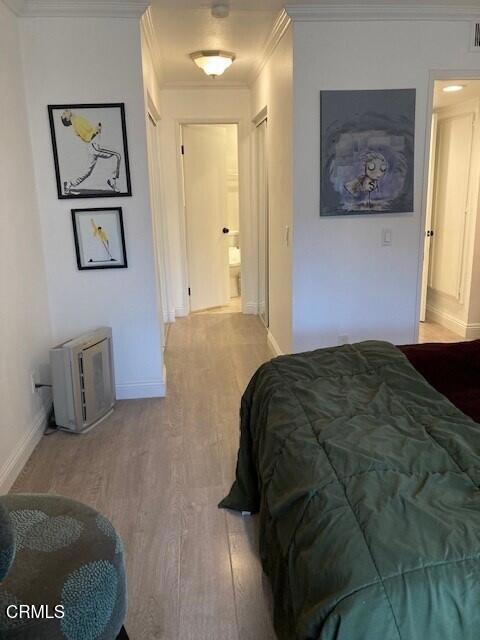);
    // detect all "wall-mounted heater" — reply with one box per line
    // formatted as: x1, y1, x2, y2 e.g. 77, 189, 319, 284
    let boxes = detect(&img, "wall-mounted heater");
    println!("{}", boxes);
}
50, 327, 115, 433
